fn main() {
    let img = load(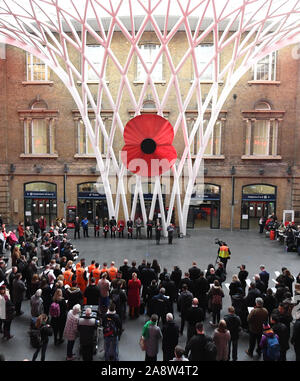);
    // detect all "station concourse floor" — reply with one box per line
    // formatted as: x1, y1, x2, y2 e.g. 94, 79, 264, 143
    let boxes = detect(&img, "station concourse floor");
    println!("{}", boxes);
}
0, 228, 299, 362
